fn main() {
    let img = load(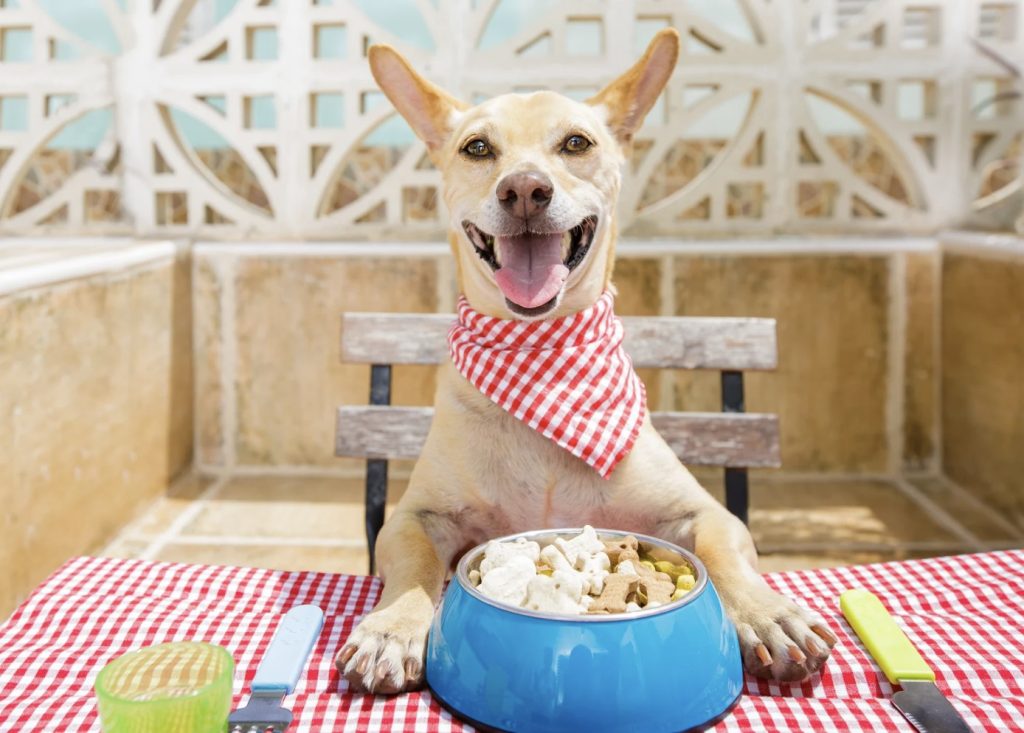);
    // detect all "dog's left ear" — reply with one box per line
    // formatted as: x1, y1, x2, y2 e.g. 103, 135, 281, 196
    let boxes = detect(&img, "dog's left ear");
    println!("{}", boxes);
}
588, 28, 679, 145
